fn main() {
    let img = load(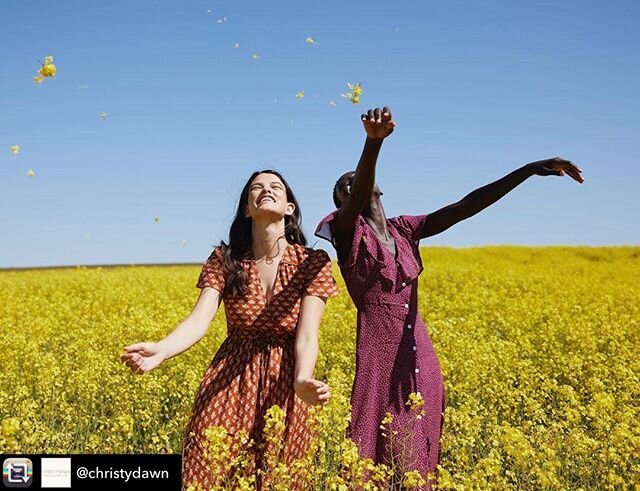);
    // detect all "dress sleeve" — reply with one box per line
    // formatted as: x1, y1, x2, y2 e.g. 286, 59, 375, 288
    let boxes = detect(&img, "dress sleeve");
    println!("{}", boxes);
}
314, 211, 368, 269
304, 249, 340, 298
196, 246, 226, 293
393, 214, 430, 242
